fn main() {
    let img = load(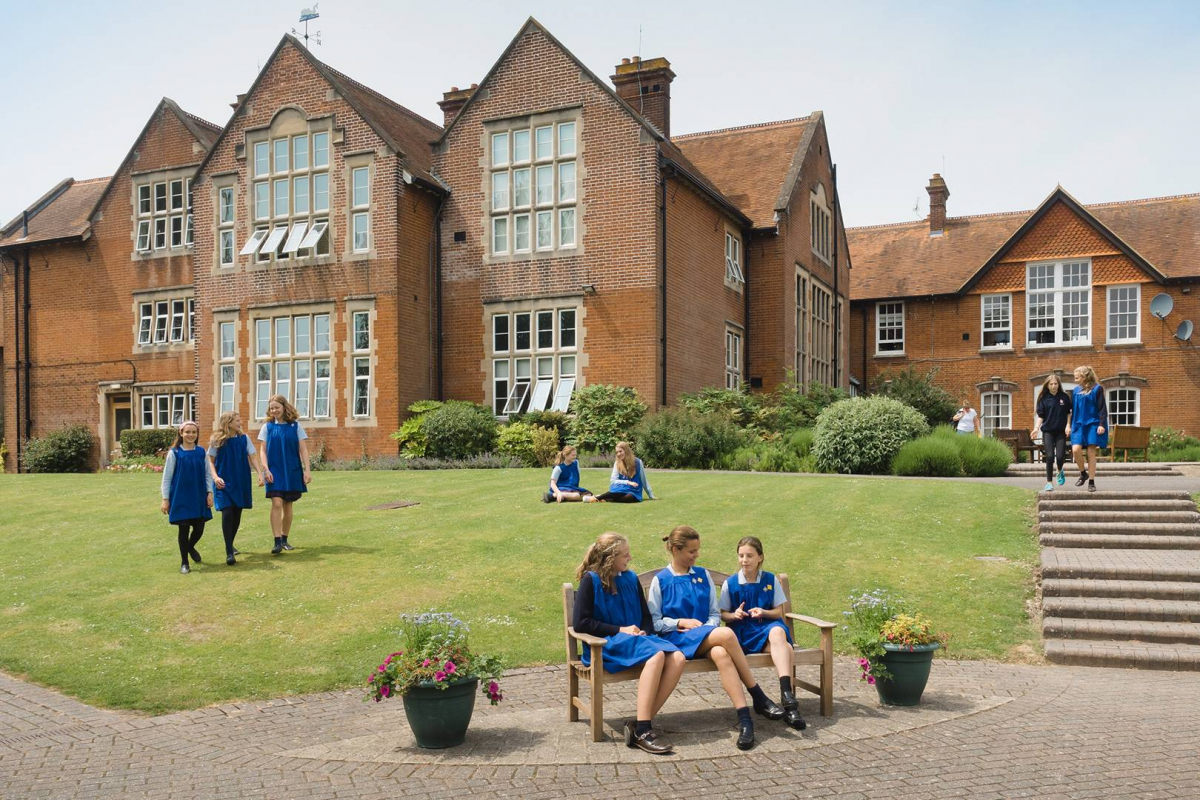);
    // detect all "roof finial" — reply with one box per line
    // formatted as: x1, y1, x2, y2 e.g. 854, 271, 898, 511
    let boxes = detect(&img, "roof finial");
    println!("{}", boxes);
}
291, 4, 322, 49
